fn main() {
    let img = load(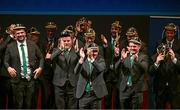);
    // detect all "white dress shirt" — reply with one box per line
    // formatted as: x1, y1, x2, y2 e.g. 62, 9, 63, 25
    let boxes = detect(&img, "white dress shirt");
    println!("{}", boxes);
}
17, 40, 31, 79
